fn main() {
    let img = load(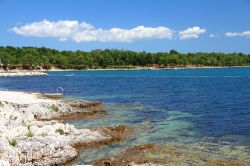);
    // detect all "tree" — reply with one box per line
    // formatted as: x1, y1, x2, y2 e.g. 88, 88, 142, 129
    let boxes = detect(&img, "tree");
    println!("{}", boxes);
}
169, 49, 179, 55
0, 46, 249, 69
0, 51, 11, 68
